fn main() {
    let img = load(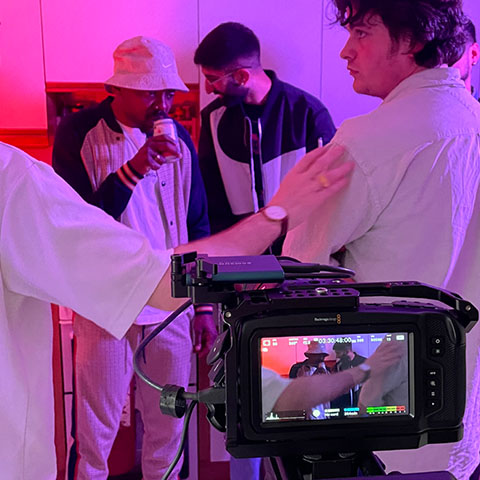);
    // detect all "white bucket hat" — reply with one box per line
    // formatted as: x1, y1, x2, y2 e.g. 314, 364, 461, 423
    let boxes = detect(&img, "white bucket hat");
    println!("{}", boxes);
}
105, 36, 188, 92
305, 341, 328, 356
